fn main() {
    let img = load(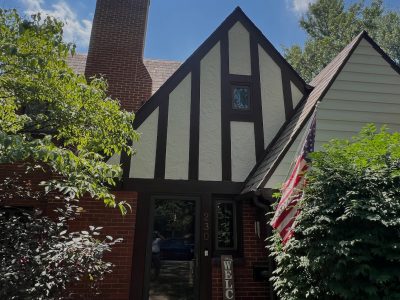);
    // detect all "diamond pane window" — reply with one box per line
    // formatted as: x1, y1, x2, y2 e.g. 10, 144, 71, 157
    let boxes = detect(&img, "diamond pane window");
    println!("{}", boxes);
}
232, 86, 250, 110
